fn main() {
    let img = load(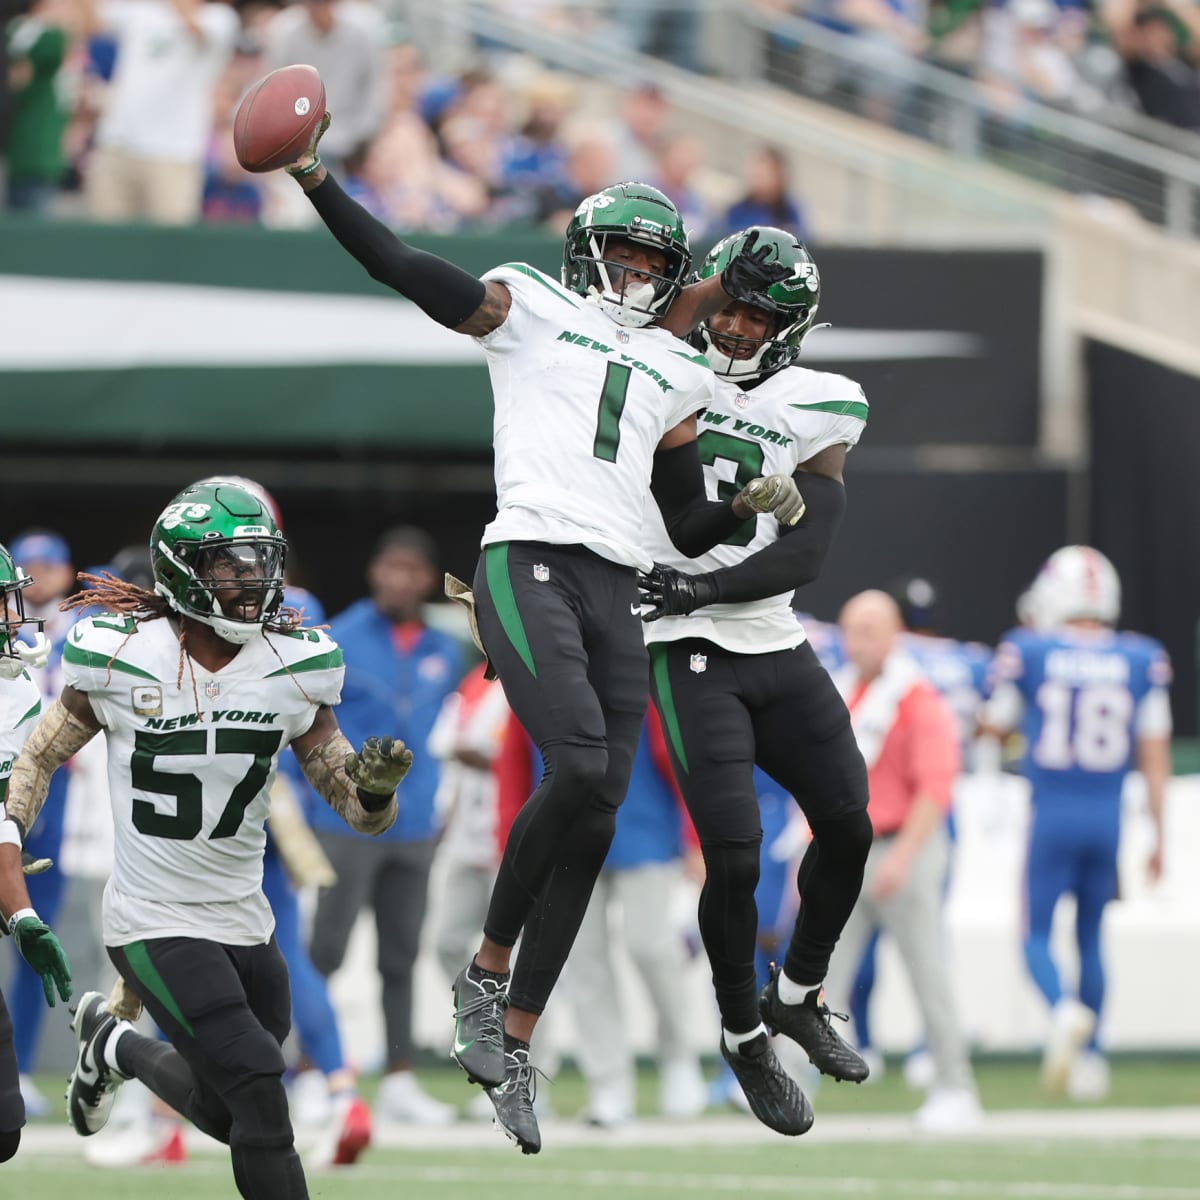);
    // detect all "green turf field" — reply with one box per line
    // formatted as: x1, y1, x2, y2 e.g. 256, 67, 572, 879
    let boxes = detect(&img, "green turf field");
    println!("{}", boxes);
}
9, 1059, 1199, 1200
